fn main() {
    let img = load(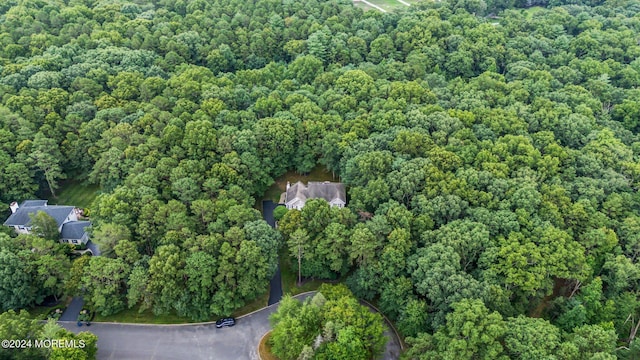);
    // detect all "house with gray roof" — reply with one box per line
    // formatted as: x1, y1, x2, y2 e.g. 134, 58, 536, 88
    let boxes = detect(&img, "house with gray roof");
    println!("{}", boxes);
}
284, 181, 346, 210
61, 221, 91, 245
3, 200, 91, 246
